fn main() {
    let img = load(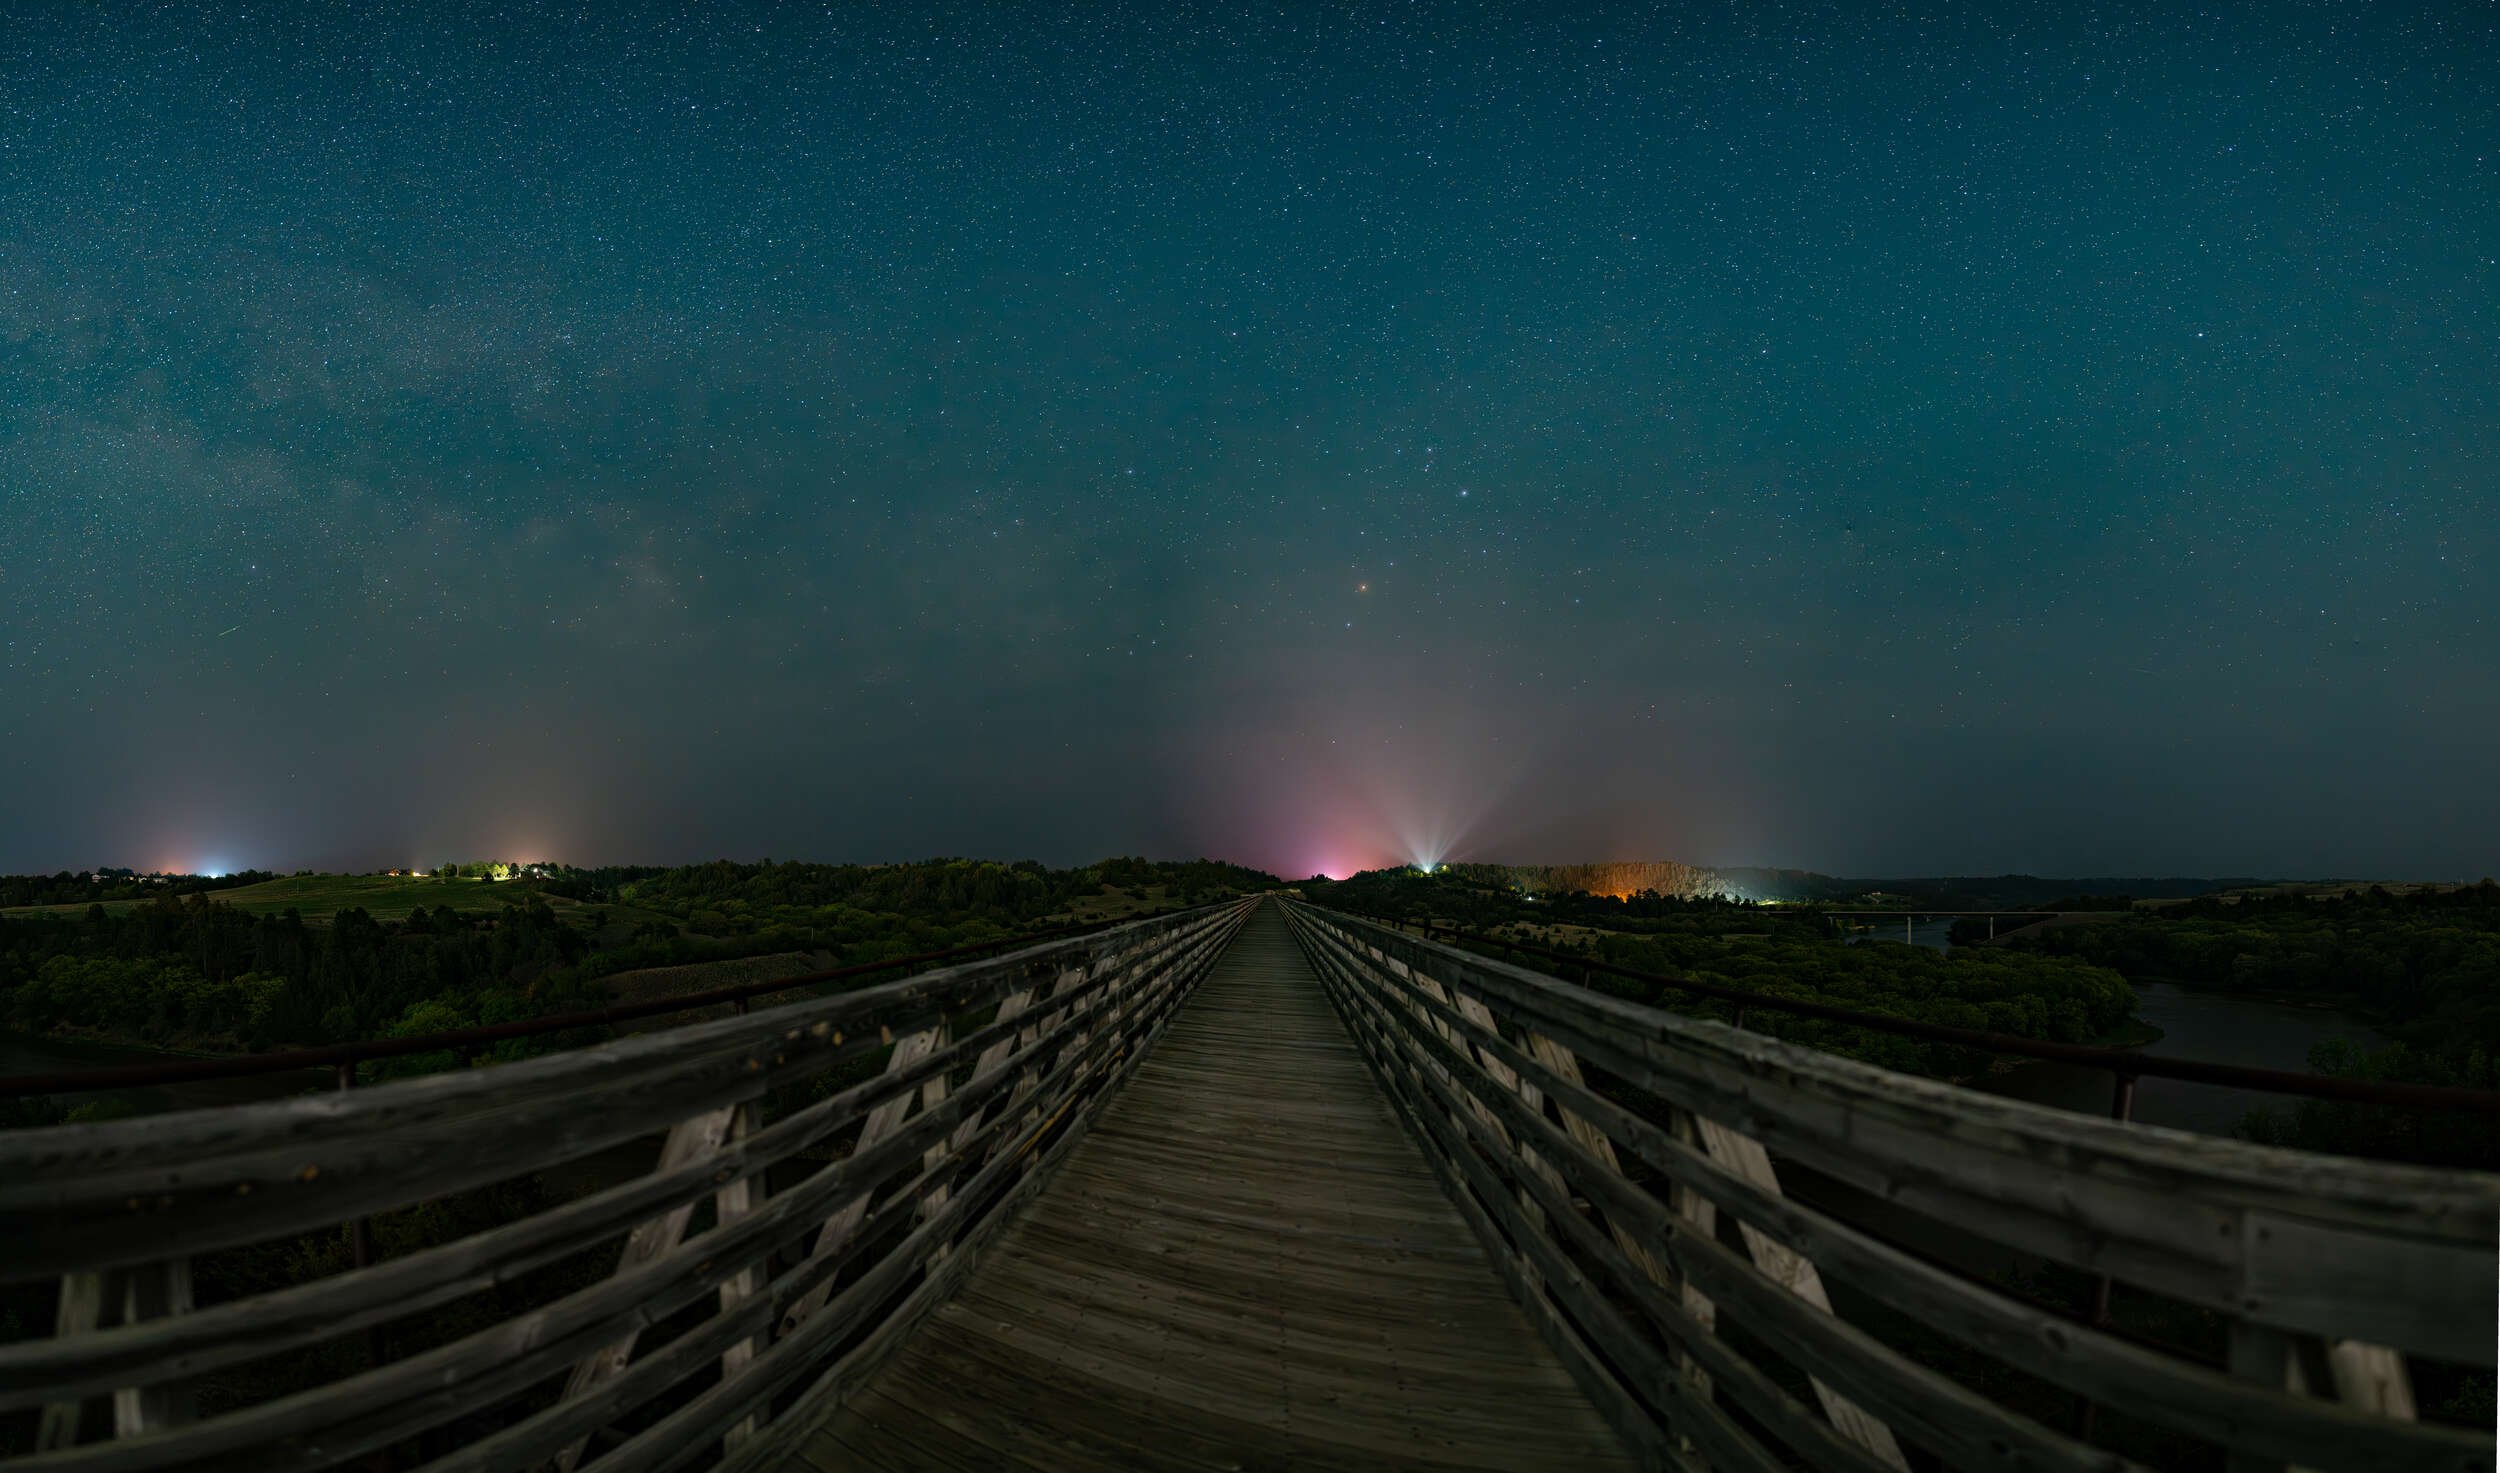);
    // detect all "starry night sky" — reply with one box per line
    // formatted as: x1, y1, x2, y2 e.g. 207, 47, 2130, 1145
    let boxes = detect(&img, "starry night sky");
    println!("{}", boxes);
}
3, 3, 2494, 880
